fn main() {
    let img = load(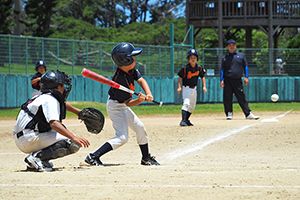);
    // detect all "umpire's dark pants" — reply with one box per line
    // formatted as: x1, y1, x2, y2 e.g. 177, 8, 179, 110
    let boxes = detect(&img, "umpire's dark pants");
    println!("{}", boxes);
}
223, 78, 251, 116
